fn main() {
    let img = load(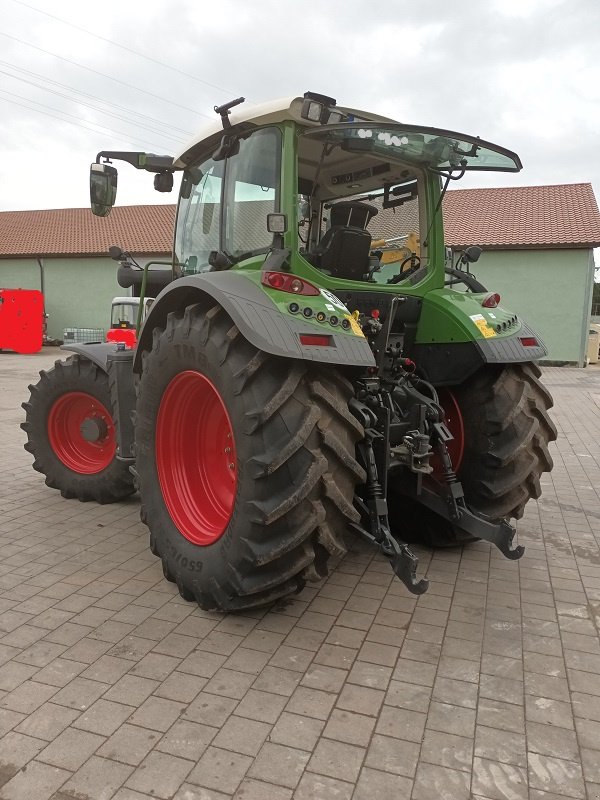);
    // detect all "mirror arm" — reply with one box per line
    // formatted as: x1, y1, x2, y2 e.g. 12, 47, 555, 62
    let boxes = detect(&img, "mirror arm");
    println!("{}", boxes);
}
96, 151, 175, 173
